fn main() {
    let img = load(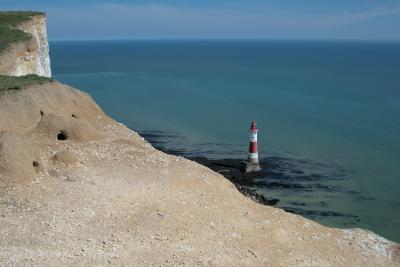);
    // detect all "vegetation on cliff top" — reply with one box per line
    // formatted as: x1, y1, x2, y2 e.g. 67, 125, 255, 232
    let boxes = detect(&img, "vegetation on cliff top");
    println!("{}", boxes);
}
0, 11, 45, 53
0, 74, 52, 91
